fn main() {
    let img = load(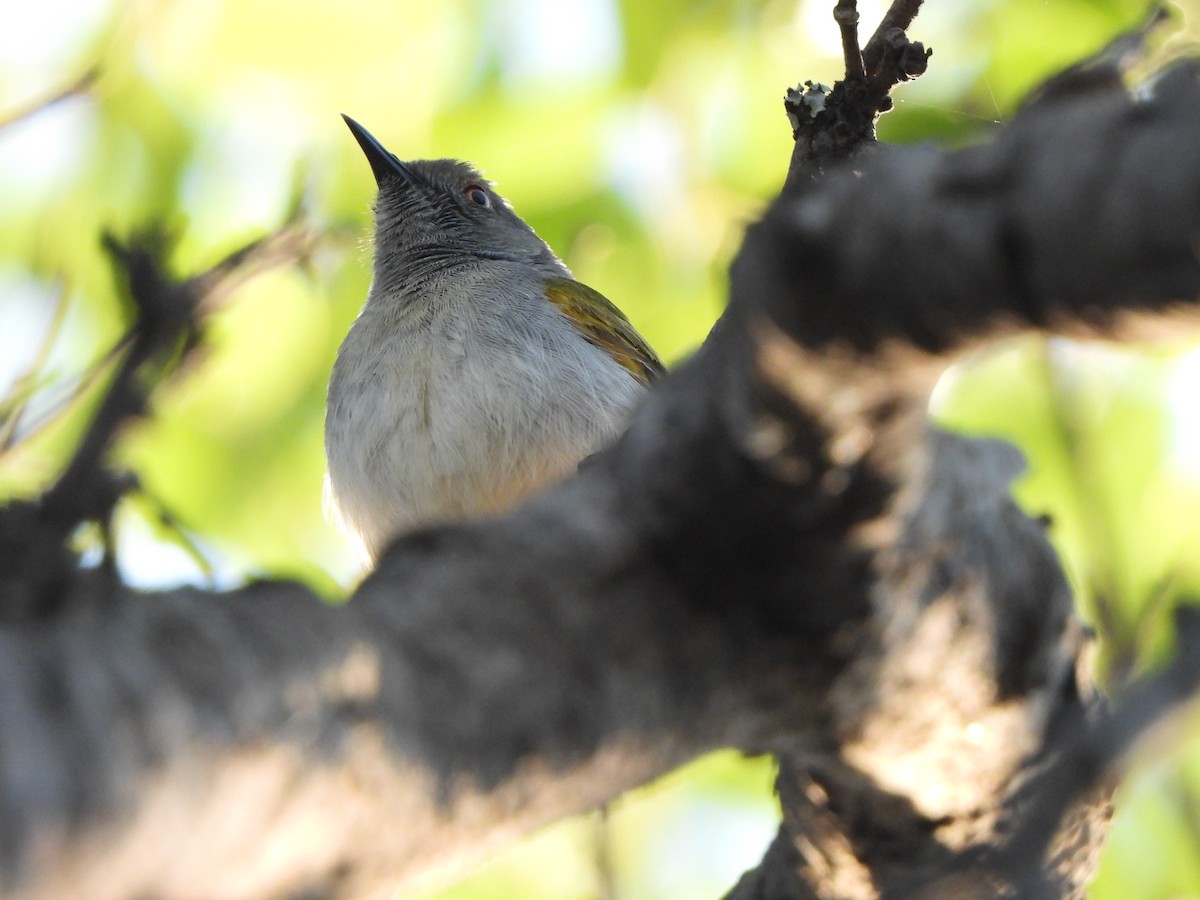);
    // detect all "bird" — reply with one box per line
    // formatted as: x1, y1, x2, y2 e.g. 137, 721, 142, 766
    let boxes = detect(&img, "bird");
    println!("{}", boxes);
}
325, 116, 665, 563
